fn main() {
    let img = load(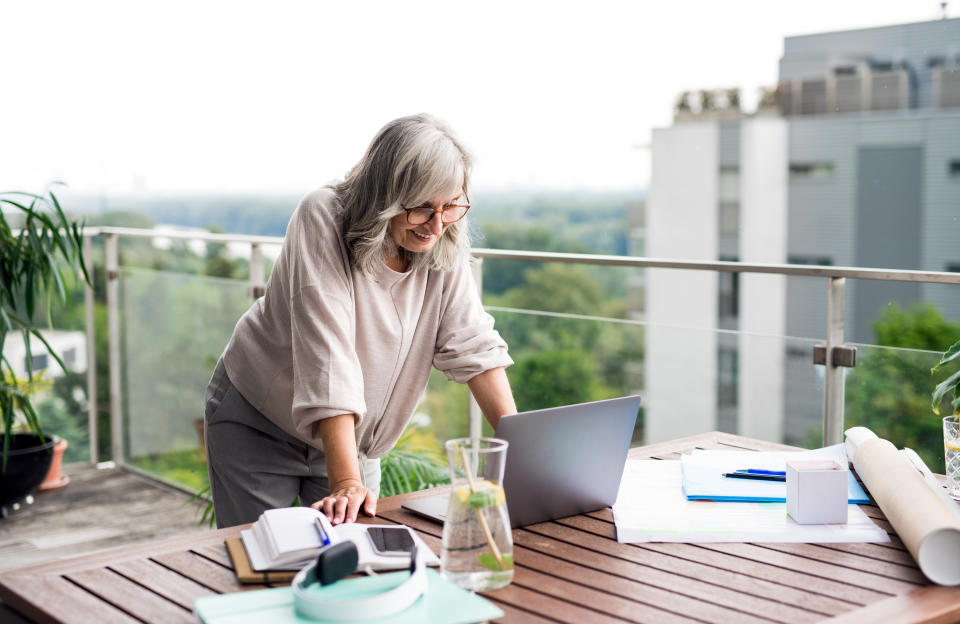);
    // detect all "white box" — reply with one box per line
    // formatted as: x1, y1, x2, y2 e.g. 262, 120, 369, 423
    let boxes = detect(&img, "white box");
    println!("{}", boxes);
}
785, 460, 848, 525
